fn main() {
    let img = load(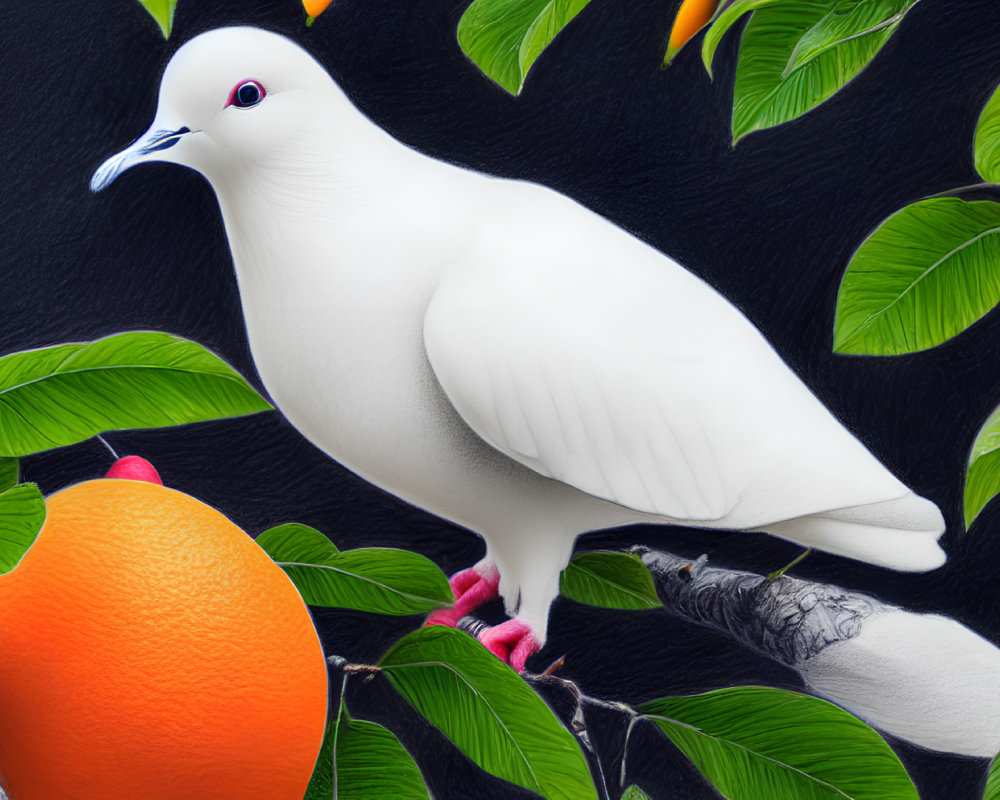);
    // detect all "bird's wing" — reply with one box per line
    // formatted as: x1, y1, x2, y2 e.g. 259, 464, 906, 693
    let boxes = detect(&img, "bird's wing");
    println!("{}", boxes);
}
423, 203, 759, 523
423, 183, 911, 527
